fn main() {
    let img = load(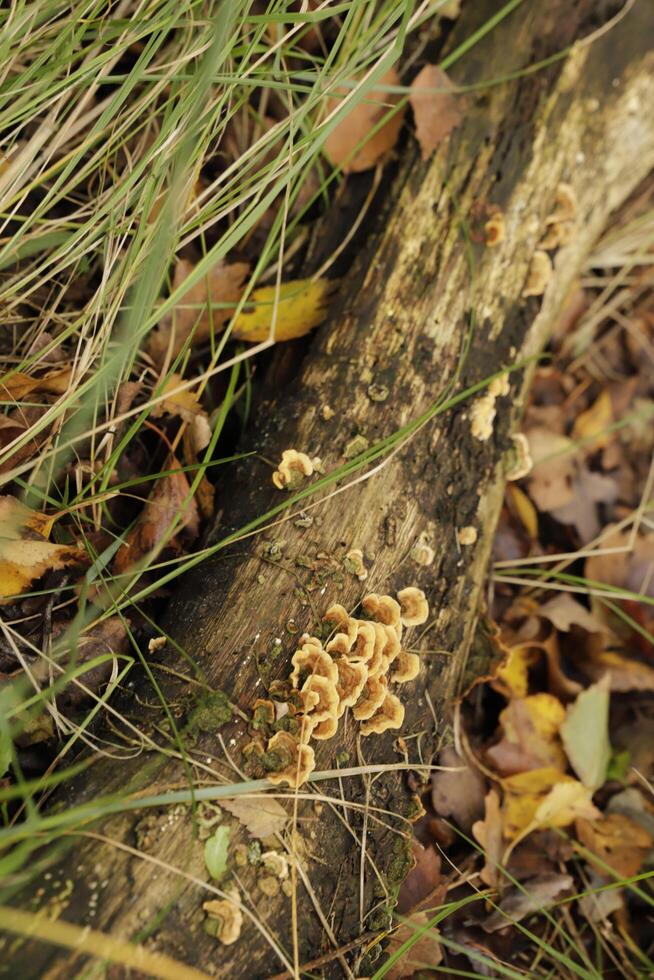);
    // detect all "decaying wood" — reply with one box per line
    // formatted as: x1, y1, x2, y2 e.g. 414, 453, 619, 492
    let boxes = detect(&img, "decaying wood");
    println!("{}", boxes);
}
7, 2, 654, 977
